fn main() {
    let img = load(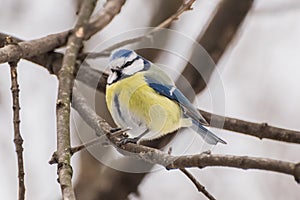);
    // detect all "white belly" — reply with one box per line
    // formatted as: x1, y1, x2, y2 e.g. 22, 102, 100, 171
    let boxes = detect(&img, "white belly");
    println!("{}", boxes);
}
110, 93, 148, 138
